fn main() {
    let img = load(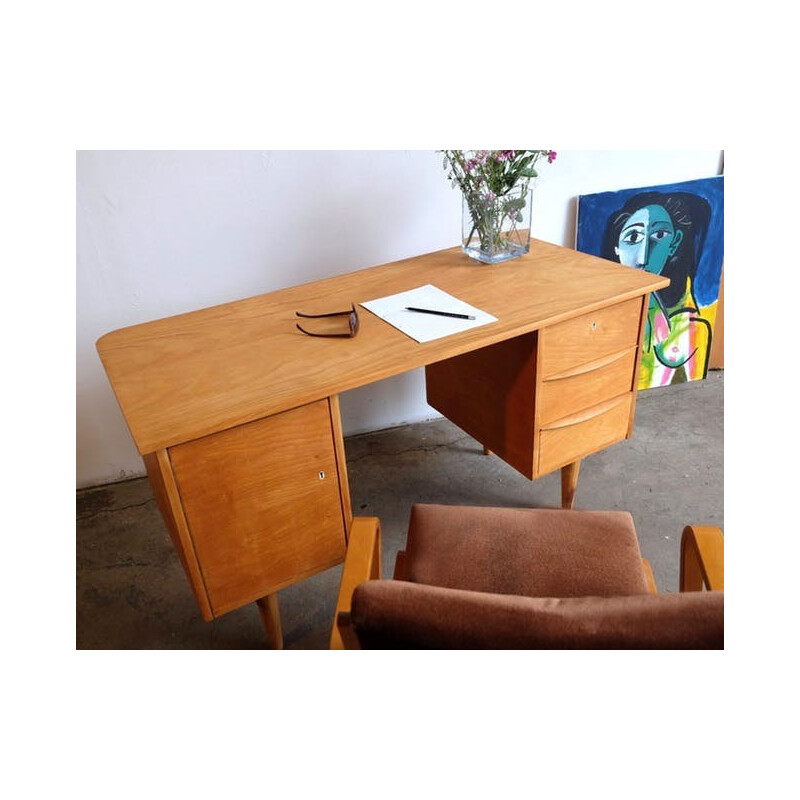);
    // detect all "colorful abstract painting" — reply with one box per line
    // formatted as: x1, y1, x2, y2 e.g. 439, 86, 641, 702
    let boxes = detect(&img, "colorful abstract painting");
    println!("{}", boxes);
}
576, 176, 724, 390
